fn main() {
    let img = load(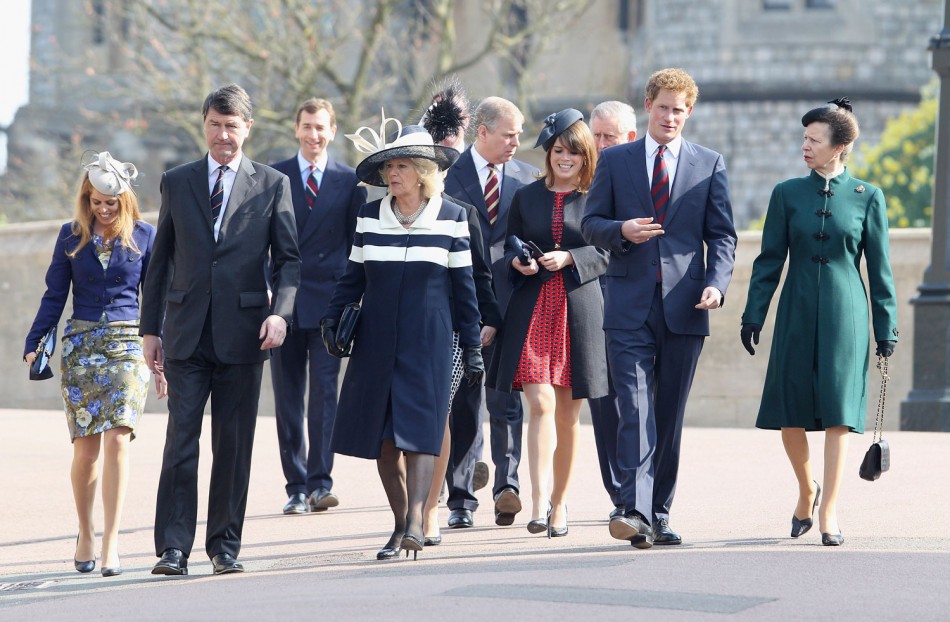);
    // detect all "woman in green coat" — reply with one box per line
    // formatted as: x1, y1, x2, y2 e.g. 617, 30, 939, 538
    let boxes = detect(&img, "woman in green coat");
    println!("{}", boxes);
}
740, 98, 898, 547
